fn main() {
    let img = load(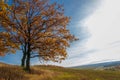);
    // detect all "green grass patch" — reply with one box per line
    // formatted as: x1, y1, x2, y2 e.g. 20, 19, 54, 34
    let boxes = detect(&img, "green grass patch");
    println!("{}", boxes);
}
0, 64, 120, 80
